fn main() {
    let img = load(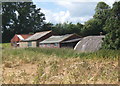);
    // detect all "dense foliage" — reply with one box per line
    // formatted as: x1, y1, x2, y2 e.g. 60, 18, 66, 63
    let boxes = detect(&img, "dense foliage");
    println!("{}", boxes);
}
2, 2, 45, 43
52, 22, 83, 35
102, 1, 120, 49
